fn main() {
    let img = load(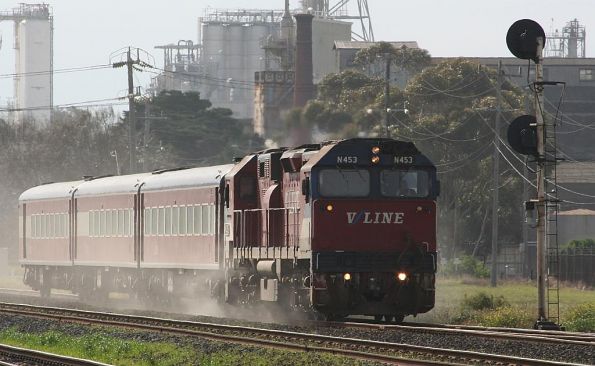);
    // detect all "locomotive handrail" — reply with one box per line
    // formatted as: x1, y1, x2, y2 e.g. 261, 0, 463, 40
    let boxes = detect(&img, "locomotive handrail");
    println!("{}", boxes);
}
232, 207, 300, 252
